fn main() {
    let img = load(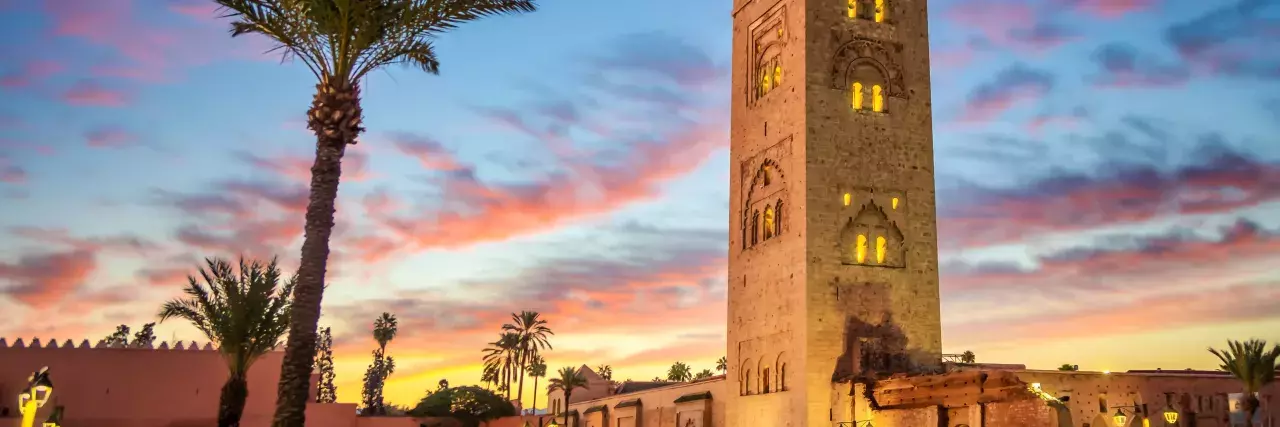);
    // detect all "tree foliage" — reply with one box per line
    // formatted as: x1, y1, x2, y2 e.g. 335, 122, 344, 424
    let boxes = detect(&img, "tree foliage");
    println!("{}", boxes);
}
667, 361, 692, 382
1209, 339, 1280, 427
693, 369, 714, 380
960, 350, 976, 364
362, 312, 399, 415
102, 324, 131, 347
408, 386, 516, 427
1057, 364, 1079, 371
157, 256, 295, 427
314, 327, 338, 403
